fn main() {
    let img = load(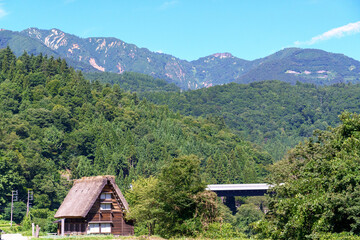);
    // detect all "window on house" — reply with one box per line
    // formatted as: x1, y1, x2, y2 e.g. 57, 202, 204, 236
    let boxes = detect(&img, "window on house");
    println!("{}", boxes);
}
88, 223, 99, 233
101, 223, 111, 233
100, 203, 111, 210
100, 192, 112, 200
